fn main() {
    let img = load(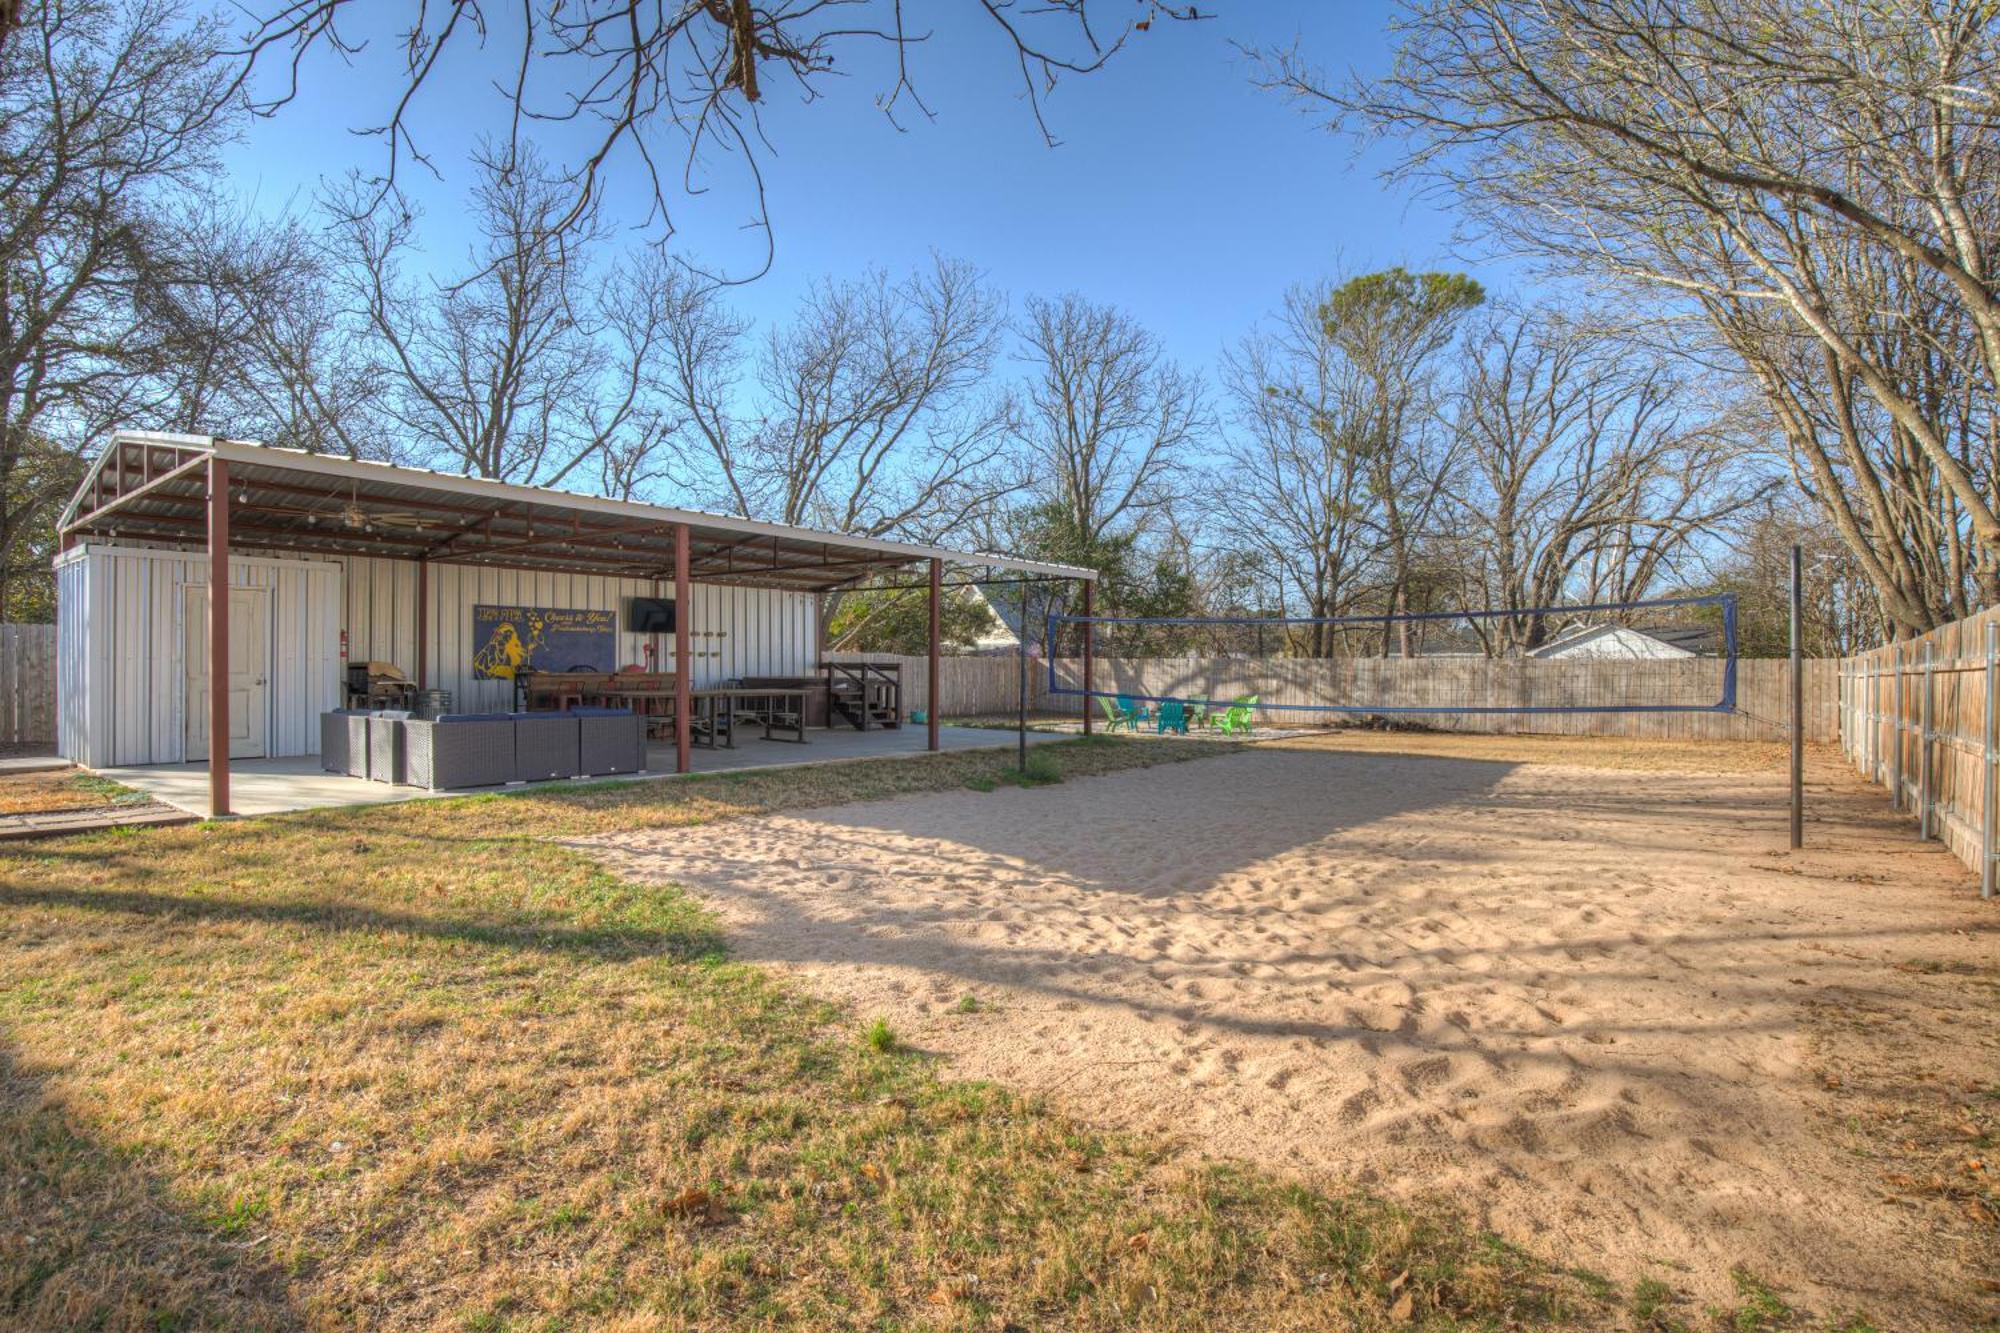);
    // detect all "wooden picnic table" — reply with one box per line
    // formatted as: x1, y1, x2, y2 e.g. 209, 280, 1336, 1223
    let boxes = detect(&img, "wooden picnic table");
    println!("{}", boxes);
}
518, 676, 809, 750
705, 686, 809, 745
593, 685, 685, 743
